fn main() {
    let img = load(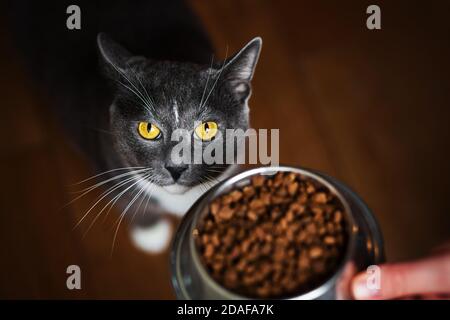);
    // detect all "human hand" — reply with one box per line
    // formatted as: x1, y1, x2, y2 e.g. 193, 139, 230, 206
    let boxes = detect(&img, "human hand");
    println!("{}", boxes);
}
351, 243, 450, 299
